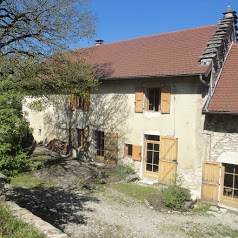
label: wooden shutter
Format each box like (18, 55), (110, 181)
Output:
(70, 93), (75, 111)
(132, 145), (141, 161)
(83, 127), (89, 151)
(158, 137), (177, 184)
(83, 91), (90, 111)
(104, 132), (118, 164)
(135, 88), (144, 113)
(201, 161), (220, 204)
(161, 87), (171, 114)
(70, 128), (75, 146)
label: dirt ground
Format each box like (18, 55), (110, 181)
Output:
(4, 146), (238, 238)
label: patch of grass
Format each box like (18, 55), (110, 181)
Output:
(111, 183), (160, 202)
(0, 205), (46, 238)
(10, 174), (57, 188)
(193, 201), (211, 215)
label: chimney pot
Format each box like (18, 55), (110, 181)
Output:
(95, 40), (104, 46)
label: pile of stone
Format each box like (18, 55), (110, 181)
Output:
(46, 139), (68, 155)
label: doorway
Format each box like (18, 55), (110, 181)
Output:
(220, 163), (238, 208)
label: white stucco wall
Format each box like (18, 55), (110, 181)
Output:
(23, 76), (208, 175)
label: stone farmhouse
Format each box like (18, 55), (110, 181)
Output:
(23, 7), (238, 209)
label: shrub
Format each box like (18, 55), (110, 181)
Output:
(160, 184), (191, 210)
(114, 165), (134, 175)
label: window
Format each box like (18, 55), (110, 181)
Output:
(95, 130), (104, 156)
(223, 163), (238, 199)
(77, 129), (84, 148)
(135, 87), (171, 113)
(69, 92), (90, 111)
(125, 143), (141, 161)
(147, 88), (161, 111)
(125, 144), (133, 157)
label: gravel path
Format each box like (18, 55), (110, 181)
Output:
(5, 147), (238, 238)
(63, 187), (238, 238)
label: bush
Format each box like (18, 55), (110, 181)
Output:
(160, 184), (191, 210)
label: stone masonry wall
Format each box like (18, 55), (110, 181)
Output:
(204, 114), (238, 161)
(0, 172), (7, 201)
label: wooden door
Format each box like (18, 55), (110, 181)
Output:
(158, 137), (177, 184)
(201, 161), (220, 204)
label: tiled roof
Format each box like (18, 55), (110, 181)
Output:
(70, 25), (217, 79)
(207, 44), (238, 113)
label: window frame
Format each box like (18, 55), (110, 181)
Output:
(95, 130), (105, 156)
(146, 88), (161, 112)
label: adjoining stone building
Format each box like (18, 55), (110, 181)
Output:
(202, 42), (238, 209)
(23, 7), (238, 208)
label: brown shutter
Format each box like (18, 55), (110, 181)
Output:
(104, 132), (118, 164)
(135, 88), (144, 113)
(83, 127), (90, 151)
(70, 93), (75, 111)
(161, 87), (171, 114)
(70, 128), (75, 146)
(132, 145), (142, 161)
(201, 161), (220, 204)
(83, 91), (90, 111)
(158, 137), (177, 184)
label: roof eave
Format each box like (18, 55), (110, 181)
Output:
(203, 110), (238, 115)
(99, 71), (208, 81)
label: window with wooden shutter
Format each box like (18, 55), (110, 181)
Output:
(75, 91), (90, 111)
(135, 88), (144, 113)
(70, 93), (75, 111)
(161, 87), (171, 114)
(132, 145), (142, 161)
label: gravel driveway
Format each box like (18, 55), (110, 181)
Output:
(5, 148), (238, 238)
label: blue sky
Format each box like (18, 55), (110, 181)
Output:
(73, 0), (238, 48)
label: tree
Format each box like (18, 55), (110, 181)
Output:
(0, 0), (96, 58)
(0, 0), (98, 175)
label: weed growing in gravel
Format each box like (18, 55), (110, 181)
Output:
(111, 183), (160, 202)
(0, 205), (46, 238)
(192, 201), (211, 215)
(160, 184), (191, 210)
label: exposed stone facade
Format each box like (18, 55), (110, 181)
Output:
(0, 172), (7, 201)
(204, 114), (238, 161)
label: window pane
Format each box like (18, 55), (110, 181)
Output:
(224, 174), (233, 188)
(147, 135), (160, 141)
(153, 165), (159, 172)
(225, 164), (234, 173)
(235, 175), (238, 189)
(154, 152), (159, 164)
(146, 164), (152, 172)
(147, 151), (153, 163)
(154, 144), (160, 151)
(235, 165), (238, 175)
(147, 143), (153, 150)
(223, 187), (233, 197)
(128, 144), (132, 156)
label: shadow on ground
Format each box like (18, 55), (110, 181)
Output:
(6, 186), (99, 230)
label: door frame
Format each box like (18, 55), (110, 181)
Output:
(219, 163), (238, 208)
(143, 139), (160, 179)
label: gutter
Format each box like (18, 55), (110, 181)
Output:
(204, 110), (238, 115)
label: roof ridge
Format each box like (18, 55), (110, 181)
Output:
(80, 24), (217, 49)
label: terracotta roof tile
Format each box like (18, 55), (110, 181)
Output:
(70, 25), (217, 79)
(207, 44), (238, 113)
